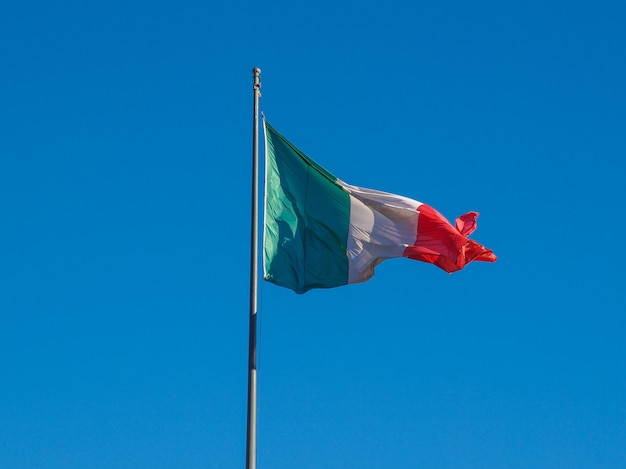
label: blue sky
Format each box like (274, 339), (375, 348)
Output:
(2, 0), (625, 467)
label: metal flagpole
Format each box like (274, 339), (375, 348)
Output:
(246, 67), (261, 469)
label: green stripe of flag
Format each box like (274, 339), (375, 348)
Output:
(263, 122), (351, 294)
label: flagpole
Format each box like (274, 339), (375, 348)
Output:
(246, 67), (261, 469)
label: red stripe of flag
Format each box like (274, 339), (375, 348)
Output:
(403, 204), (497, 273)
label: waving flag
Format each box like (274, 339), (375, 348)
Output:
(263, 121), (497, 294)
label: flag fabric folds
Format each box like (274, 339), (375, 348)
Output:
(263, 120), (497, 294)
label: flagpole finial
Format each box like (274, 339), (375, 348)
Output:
(252, 68), (261, 96)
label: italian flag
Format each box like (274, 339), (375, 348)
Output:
(263, 120), (497, 294)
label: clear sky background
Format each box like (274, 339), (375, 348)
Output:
(2, 1), (625, 468)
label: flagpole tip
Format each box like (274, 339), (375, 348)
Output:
(252, 67), (261, 75)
